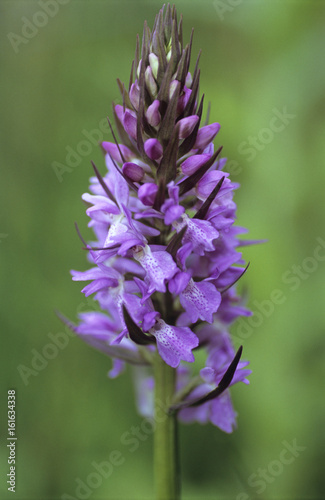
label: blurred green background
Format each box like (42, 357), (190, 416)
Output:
(1, 1), (325, 499)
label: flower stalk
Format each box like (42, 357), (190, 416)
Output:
(154, 354), (179, 500)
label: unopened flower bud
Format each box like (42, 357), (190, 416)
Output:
(180, 154), (211, 175)
(194, 123), (221, 150)
(115, 104), (124, 123)
(146, 100), (161, 127)
(177, 86), (192, 114)
(122, 162), (145, 182)
(169, 80), (179, 100)
(185, 72), (193, 87)
(137, 59), (142, 78)
(123, 110), (137, 140)
(145, 66), (158, 98)
(149, 53), (159, 80)
(177, 115), (199, 139)
(129, 83), (140, 111)
(144, 138), (163, 160)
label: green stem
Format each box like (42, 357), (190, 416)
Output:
(154, 351), (180, 500)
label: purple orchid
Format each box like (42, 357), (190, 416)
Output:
(69, 4), (256, 434)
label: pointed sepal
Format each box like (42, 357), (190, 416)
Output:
(193, 176), (225, 220)
(169, 346), (243, 413)
(122, 305), (156, 345)
(166, 225), (188, 259)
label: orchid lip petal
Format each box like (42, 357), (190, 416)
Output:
(149, 319), (199, 368)
(133, 245), (177, 294)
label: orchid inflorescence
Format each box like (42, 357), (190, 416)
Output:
(70, 4), (253, 433)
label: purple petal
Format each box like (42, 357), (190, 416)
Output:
(144, 138), (163, 160)
(123, 110), (138, 140)
(102, 142), (134, 163)
(179, 384), (212, 424)
(177, 86), (192, 114)
(76, 311), (116, 338)
(132, 245), (177, 293)
(209, 391), (237, 433)
(167, 182), (180, 203)
(208, 214), (234, 231)
(108, 359), (125, 378)
(138, 183), (158, 206)
(142, 311), (160, 331)
(168, 271), (191, 295)
(150, 319), (199, 368)
(71, 267), (118, 281)
(81, 278), (118, 297)
(133, 276), (153, 304)
(82, 193), (119, 214)
(180, 154), (211, 175)
(123, 291), (154, 327)
(164, 204), (185, 225)
(116, 235), (144, 256)
(177, 115), (199, 139)
(114, 104), (124, 123)
(134, 209), (164, 220)
(129, 83), (140, 110)
(113, 258), (144, 277)
(196, 171), (230, 199)
(200, 367), (215, 384)
(71, 268), (103, 282)
(230, 361), (252, 386)
(173, 214), (219, 255)
(105, 155), (130, 207)
(194, 123), (220, 150)
(133, 221), (160, 238)
(179, 279), (221, 323)
(122, 162), (145, 182)
(179, 386), (237, 433)
(102, 217), (129, 248)
(146, 100), (161, 127)
(216, 157), (228, 171)
(176, 242), (193, 270)
(214, 266), (246, 288)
